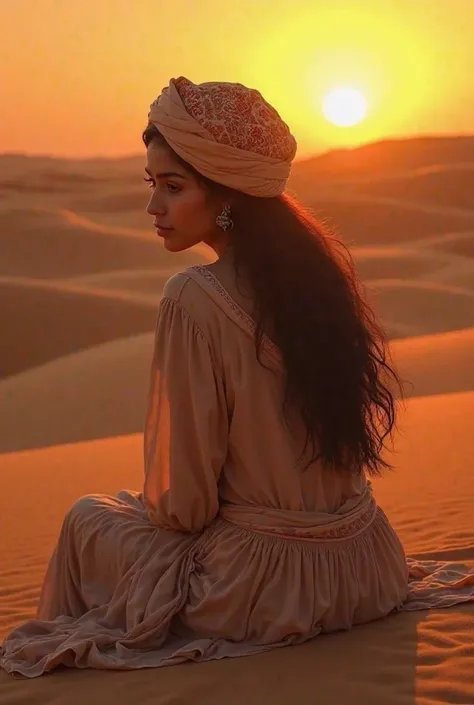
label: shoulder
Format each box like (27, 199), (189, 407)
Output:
(161, 269), (207, 312)
(160, 267), (220, 332)
(161, 270), (194, 303)
(159, 268), (227, 372)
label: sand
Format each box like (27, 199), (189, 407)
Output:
(1, 137), (473, 703)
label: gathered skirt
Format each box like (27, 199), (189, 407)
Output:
(1, 490), (473, 678)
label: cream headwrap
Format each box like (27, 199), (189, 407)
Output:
(148, 77), (297, 197)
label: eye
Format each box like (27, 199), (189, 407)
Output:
(167, 182), (181, 193)
(143, 177), (155, 189)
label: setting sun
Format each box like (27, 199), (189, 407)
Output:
(323, 87), (368, 127)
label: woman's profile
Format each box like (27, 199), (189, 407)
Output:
(2, 76), (473, 677)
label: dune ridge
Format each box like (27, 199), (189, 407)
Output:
(0, 277), (158, 379)
(0, 333), (154, 453)
(0, 207), (208, 279)
(365, 278), (474, 337)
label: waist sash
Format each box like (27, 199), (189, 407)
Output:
(219, 487), (377, 542)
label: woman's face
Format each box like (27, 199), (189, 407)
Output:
(145, 139), (228, 254)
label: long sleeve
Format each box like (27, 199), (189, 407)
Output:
(143, 295), (228, 533)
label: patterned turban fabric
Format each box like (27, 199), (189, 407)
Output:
(148, 77), (297, 197)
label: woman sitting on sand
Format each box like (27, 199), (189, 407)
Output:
(2, 77), (473, 678)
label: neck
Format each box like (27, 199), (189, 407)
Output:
(217, 243), (234, 262)
(210, 239), (233, 259)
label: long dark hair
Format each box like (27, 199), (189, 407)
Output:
(143, 123), (403, 477)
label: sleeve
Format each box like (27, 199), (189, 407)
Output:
(143, 295), (229, 533)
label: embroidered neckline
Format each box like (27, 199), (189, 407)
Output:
(188, 264), (282, 366)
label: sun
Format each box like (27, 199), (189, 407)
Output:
(323, 87), (367, 127)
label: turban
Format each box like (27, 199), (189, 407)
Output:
(147, 77), (297, 197)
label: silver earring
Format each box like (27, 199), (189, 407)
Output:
(216, 205), (234, 232)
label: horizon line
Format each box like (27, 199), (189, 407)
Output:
(1, 130), (474, 163)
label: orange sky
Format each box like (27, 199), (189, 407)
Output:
(1, 0), (473, 159)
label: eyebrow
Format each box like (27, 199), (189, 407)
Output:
(144, 167), (186, 179)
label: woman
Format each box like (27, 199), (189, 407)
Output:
(2, 77), (473, 678)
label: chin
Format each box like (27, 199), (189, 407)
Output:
(163, 236), (198, 253)
(162, 239), (185, 253)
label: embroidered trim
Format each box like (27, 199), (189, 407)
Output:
(222, 499), (378, 543)
(189, 265), (282, 366)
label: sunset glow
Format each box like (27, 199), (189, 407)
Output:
(1, 0), (473, 157)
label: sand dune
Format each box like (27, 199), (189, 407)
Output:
(0, 170), (100, 194)
(1, 390), (473, 704)
(315, 191), (474, 219)
(0, 157), (108, 195)
(366, 279), (474, 337)
(353, 243), (474, 288)
(289, 135), (474, 181)
(0, 206), (210, 279)
(352, 246), (452, 280)
(0, 333), (154, 453)
(46, 207), (213, 261)
(427, 230), (474, 258)
(71, 188), (148, 213)
(442, 268), (474, 289)
(296, 161), (474, 187)
(347, 166), (474, 210)
(391, 327), (474, 398)
(0, 153), (143, 182)
(0, 207), (165, 279)
(301, 197), (474, 245)
(369, 227), (474, 255)
(58, 207), (155, 240)
(64, 268), (176, 296)
(5, 134), (474, 182)
(420, 255), (474, 288)
(72, 207), (152, 231)
(2, 325), (473, 455)
(0, 277), (157, 379)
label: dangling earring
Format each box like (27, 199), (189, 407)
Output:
(216, 205), (234, 232)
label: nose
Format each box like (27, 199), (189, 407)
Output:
(146, 191), (167, 217)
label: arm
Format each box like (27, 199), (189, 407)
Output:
(143, 295), (228, 533)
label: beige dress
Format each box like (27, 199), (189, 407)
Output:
(2, 263), (473, 678)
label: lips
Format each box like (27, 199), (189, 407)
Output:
(154, 223), (174, 231)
